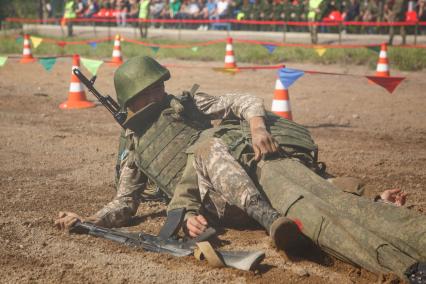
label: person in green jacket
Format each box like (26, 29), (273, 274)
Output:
(307, 0), (326, 43)
(63, 0), (77, 37)
(139, 0), (151, 38)
(55, 56), (426, 283)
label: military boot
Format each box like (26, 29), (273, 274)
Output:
(405, 262), (426, 284)
(245, 195), (303, 252)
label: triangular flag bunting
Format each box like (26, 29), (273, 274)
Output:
(80, 57), (103, 75)
(39, 57), (57, 71)
(314, 47), (327, 57)
(88, 42), (98, 49)
(212, 67), (239, 74)
(30, 36), (43, 49)
(191, 46), (199, 52)
(16, 36), (23, 44)
(151, 46), (160, 53)
(0, 56), (8, 67)
(367, 45), (381, 54)
(263, 44), (277, 54)
(366, 76), (405, 94)
(57, 41), (66, 48)
(278, 68), (305, 88)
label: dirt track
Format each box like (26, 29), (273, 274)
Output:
(0, 58), (425, 283)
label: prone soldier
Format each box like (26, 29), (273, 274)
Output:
(56, 56), (426, 283)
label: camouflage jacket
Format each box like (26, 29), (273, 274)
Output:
(93, 90), (266, 228)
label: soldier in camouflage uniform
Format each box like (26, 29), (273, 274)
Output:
(386, 0), (407, 45)
(55, 56), (426, 283)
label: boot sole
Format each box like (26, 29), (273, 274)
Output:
(270, 217), (304, 255)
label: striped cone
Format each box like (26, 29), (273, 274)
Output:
(271, 78), (292, 120)
(224, 37), (237, 69)
(110, 34), (123, 66)
(375, 43), (390, 77)
(59, 55), (95, 109)
(20, 34), (36, 63)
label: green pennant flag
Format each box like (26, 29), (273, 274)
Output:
(367, 45), (381, 54)
(191, 46), (199, 52)
(151, 46), (160, 54)
(16, 37), (23, 44)
(0, 56), (7, 67)
(80, 57), (103, 75)
(39, 57), (57, 71)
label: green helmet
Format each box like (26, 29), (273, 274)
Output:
(114, 56), (170, 108)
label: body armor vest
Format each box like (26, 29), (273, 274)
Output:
(119, 92), (318, 198)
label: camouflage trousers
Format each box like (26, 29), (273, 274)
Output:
(193, 138), (426, 279)
(193, 138), (260, 225)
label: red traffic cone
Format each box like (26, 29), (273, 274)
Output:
(59, 55), (95, 109)
(224, 37), (237, 69)
(271, 78), (292, 120)
(20, 34), (36, 63)
(375, 43), (390, 77)
(110, 34), (123, 66)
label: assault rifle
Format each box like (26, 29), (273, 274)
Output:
(70, 220), (216, 257)
(73, 68), (127, 128)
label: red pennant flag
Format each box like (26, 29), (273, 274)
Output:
(57, 41), (66, 48)
(366, 76), (405, 94)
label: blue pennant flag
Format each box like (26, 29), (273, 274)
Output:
(263, 44), (277, 54)
(88, 42), (97, 49)
(278, 68), (305, 89)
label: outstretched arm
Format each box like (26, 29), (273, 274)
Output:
(55, 149), (147, 230)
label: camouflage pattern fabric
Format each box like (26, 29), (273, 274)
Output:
(93, 150), (147, 228)
(257, 158), (426, 279)
(95, 91), (265, 228)
(192, 138), (261, 218)
(171, 136), (426, 279)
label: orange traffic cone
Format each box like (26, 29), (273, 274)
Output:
(224, 37), (237, 69)
(110, 34), (123, 66)
(20, 34), (36, 63)
(59, 55), (95, 110)
(271, 77), (292, 120)
(375, 43), (390, 77)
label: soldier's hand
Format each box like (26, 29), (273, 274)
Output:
(186, 215), (208, 238)
(380, 189), (408, 206)
(250, 116), (279, 161)
(54, 211), (83, 231)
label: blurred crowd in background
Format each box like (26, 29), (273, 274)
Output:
(50, 0), (426, 25)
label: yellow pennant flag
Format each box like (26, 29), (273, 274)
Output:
(314, 46), (327, 57)
(31, 36), (43, 49)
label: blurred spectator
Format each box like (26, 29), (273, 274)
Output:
(76, 0), (86, 16)
(343, 0), (360, 20)
(418, 0), (426, 33)
(63, 0), (77, 36)
(116, 0), (130, 26)
(128, 0), (140, 19)
(212, 0), (230, 19)
(84, 0), (100, 17)
(139, 0), (151, 37)
(170, 0), (182, 18)
(386, 0), (407, 45)
(151, 0), (166, 19)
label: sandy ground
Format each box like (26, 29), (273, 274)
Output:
(0, 57), (425, 283)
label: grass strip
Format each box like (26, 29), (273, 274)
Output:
(1, 35), (425, 71)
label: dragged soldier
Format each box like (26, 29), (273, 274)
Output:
(55, 56), (426, 283)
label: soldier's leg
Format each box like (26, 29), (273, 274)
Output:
(256, 158), (425, 278)
(260, 158), (426, 259)
(193, 138), (303, 249)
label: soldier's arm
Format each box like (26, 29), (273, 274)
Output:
(192, 92), (266, 121)
(193, 91), (279, 160)
(91, 149), (148, 228)
(167, 155), (203, 222)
